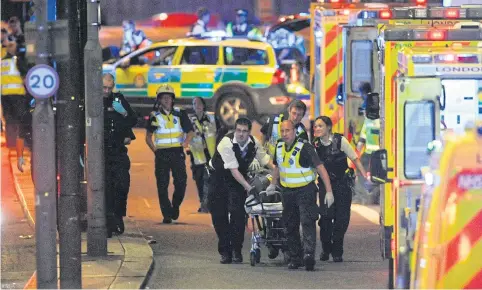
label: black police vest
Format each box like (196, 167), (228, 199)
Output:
(212, 132), (257, 176)
(315, 133), (348, 181)
(104, 93), (128, 150)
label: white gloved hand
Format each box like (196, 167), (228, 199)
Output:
(324, 192), (334, 208)
(17, 157), (25, 173)
(266, 184), (277, 196)
(248, 159), (261, 172)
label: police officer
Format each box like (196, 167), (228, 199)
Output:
(1, 40), (28, 148)
(191, 7), (210, 36)
(188, 97), (221, 213)
(226, 9), (262, 39)
(146, 84), (195, 224)
(356, 83), (380, 204)
(266, 120), (333, 270)
(103, 74), (137, 236)
(210, 117), (272, 264)
(313, 116), (368, 262)
(7, 17), (26, 58)
(261, 100), (309, 157)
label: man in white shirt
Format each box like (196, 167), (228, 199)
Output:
(209, 117), (274, 264)
(191, 7), (210, 36)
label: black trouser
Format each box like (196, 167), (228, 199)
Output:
(209, 173), (247, 256)
(318, 177), (353, 257)
(192, 164), (206, 204)
(1, 95), (28, 147)
(105, 148), (131, 219)
(282, 183), (319, 261)
(154, 148), (187, 219)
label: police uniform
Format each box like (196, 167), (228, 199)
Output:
(314, 133), (357, 261)
(188, 112), (219, 211)
(146, 93), (193, 222)
(209, 132), (270, 261)
(274, 137), (321, 266)
(261, 113), (309, 157)
(104, 92), (137, 235)
(226, 22), (262, 39)
(1, 51), (28, 147)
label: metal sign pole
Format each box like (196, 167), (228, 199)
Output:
(32, 0), (58, 287)
(85, 0), (107, 256)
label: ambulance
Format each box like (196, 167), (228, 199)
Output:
(368, 14), (482, 288)
(309, 0), (420, 133)
(411, 124), (482, 289)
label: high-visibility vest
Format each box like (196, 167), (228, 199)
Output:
(1, 57), (26, 95)
(151, 108), (184, 149)
(276, 140), (316, 188)
(360, 118), (380, 154)
(189, 113), (217, 165)
(267, 113), (307, 157)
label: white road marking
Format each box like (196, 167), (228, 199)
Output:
(351, 204), (380, 225)
(143, 198), (151, 209)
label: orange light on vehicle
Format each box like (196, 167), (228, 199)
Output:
(429, 30), (446, 40)
(380, 10), (392, 19)
(415, 0), (426, 5)
(445, 9), (459, 19)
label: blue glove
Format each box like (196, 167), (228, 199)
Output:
(112, 100), (127, 115)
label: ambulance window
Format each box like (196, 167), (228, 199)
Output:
(404, 101), (436, 180)
(351, 41), (373, 93)
(224, 47), (269, 66)
(181, 46), (219, 65)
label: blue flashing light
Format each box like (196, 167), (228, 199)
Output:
(358, 10), (378, 19)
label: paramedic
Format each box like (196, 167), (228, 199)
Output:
(313, 116), (368, 262)
(103, 74), (137, 236)
(191, 7), (210, 35)
(261, 100), (309, 157)
(188, 97), (222, 213)
(225, 9), (262, 39)
(209, 117), (272, 264)
(146, 84), (195, 224)
(356, 83), (380, 204)
(266, 120), (333, 271)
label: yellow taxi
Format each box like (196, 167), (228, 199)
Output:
(102, 35), (293, 126)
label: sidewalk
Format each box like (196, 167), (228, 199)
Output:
(7, 148), (154, 289)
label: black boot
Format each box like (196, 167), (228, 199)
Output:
(220, 253), (232, 264)
(233, 251), (243, 263)
(304, 254), (315, 271)
(320, 252), (330, 261)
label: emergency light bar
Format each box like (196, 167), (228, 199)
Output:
(411, 54), (480, 64)
(391, 7), (482, 19)
(383, 27), (482, 41)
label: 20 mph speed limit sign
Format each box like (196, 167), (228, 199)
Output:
(25, 64), (60, 99)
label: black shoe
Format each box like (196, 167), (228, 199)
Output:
(288, 260), (302, 269)
(116, 216), (125, 234)
(333, 256), (343, 262)
(172, 206), (180, 220)
(233, 251), (243, 263)
(304, 254), (315, 271)
(320, 252), (330, 261)
(220, 254), (232, 264)
(163, 218), (172, 224)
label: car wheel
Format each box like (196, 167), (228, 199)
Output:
(216, 92), (254, 128)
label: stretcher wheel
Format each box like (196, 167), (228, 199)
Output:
(250, 252), (256, 266)
(255, 248), (261, 263)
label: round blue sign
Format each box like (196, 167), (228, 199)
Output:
(25, 64), (60, 99)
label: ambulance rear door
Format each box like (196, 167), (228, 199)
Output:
(394, 76), (442, 279)
(344, 26), (378, 145)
